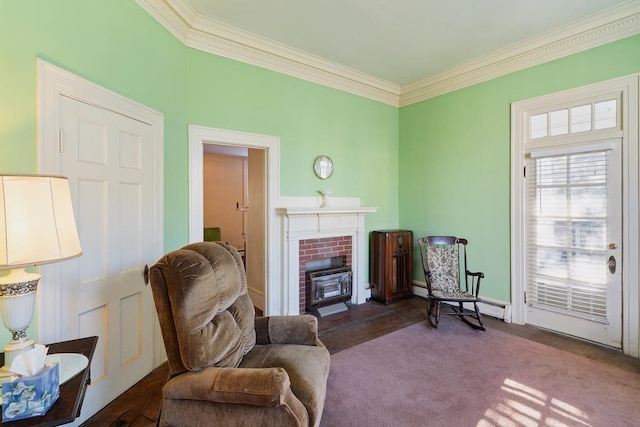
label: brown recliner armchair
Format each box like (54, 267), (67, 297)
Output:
(149, 242), (330, 427)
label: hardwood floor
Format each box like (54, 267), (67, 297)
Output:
(80, 296), (640, 426)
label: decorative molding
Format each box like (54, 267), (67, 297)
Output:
(135, 0), (400, 106)
(400, 2), (640, 106)
(136, 0), (640, 107)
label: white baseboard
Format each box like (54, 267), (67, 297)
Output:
(412, 283), (512, 323)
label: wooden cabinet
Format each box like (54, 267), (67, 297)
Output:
(370, 230), (413, 304)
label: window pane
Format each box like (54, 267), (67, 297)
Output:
(537, 187), (567, 216)
(569, 152), (606, 184)
(571, 220), (605, 250)
(570, 251), (606, 283)
(570, 104), (591, 133)
(536, 247), (568, 279)
(570, 186), (606, 217)
(530, 113), (547, 139)
(594, 100), (616, 129)
(550, 109), (568, 136)
(537, 156), (567, 185)
(536, 218), (568, 247)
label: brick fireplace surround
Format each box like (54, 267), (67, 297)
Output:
(277, 197), (376, 315)
(298, 236), (352, 313)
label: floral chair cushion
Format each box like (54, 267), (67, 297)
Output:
(427, 245), (460, 293)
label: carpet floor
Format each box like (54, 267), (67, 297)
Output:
(321, 319), (640, 427)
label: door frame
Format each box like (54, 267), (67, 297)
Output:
(36, 59), (166, 365)
(188, 125), (282, 315)
(510, 74), (639, 356)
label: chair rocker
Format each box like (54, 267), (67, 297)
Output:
(417, 236), (485, 330)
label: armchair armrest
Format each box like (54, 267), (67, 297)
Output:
(164, 366), (293, 407)
(255, 315), (321, 346)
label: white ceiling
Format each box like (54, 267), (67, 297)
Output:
(183, 0), (630, 85)
(138, 0), (640, 105)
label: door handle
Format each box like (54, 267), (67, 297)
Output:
(608, 256), (616, 274)
(143, 264), (149, 285)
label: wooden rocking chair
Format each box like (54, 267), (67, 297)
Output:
(417, 236), (485, 330)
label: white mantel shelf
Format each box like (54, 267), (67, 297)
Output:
(276, 198), (377, 315)
(276, 207), (377, 215)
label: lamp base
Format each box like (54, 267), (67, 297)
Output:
(0, 268), (39, 372)
(2, 339), (35, 372)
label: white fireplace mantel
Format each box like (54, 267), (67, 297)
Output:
(277, 197), (377, 315)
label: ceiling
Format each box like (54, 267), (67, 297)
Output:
(139, 0), (640, 105)
(183, 0), (629, 85)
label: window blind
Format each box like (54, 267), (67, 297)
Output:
(526, 149), (610, 322)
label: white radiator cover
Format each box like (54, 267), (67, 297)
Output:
(412, 282), (512, 323)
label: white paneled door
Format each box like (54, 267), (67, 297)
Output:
(57, 95), (156, 420)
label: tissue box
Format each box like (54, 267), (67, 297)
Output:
(2, 363), (59, 422)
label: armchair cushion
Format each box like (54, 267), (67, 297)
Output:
(161, 367), (309, 427)
(255, 315), (322, 346)
(151, 242), (257, 373)
(164, 366), (291, 407)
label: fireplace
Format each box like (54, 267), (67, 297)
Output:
(299, 236), (352, 313)
(308, 267), (352, 310)
(277, 197), (376, 315)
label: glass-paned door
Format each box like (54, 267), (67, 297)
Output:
(525, 140), (622, 348)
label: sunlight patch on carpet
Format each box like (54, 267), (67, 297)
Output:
(480, 378), (591, 427)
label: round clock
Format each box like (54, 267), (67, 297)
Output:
(313, 155), (334, 179)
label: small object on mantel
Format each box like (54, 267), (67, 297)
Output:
(316, 302), (348, 317)
(318, 190), (332, 207)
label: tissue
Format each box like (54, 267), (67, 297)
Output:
(2, 345), (60, 421)
(9, 345), (48, 377)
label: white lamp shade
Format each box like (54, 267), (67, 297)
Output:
(0, 174), (82, 268)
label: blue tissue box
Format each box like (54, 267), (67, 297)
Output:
(2, 363), (60, 422)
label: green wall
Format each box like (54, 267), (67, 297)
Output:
(0, 1), (398, 344)
(184, 48), (399, 214)
(0, 0), (190, 246)
(399, 34), (640, 302)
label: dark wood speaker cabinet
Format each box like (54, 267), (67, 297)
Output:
(370, 230), (413, 304)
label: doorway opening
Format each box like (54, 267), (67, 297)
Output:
(188, 125), (282, 315)
(203, 144), (264, 310)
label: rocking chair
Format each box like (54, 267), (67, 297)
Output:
(417, 236), (485, 330)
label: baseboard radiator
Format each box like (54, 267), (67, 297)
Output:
(411, 282), (512, 323)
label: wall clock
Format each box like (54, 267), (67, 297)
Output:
(313, 155), (334, 179)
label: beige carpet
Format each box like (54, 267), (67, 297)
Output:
(321, 319), (640, 427)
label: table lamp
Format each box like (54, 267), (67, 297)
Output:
(0, 174), (82, 371)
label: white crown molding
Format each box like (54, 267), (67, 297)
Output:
(400, 1), (640, 106)
(136, 0), (640, 108)
(135, 0), (400, 106)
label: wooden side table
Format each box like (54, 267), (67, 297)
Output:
(0, 336), (98, 426)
